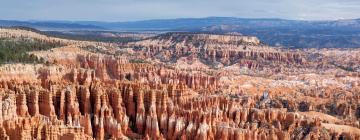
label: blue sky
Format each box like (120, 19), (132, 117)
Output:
(1, 0), (360, 21)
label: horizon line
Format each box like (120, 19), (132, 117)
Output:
(1, 16), (359, 23)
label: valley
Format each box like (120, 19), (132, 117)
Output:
(0, 28), (359, 139)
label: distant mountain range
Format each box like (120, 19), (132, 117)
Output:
(1, 17), (360, 48)
(0, 20), (104, 30)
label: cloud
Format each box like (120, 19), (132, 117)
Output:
(0, 0), (359, 21)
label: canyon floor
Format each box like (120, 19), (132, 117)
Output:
(0, 28), (359, 140)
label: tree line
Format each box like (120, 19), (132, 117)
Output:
(0, 37), (62, 64)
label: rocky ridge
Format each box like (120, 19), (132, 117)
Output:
(127, 33), (305, 67)
(0, 28), (359, 140)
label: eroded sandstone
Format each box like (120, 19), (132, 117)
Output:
(0, 28), (359, 140)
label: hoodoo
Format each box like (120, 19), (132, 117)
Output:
(0, 28), (359, 139)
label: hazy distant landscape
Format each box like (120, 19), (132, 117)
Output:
(2, 17), (360, 48)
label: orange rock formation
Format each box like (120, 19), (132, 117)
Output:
(0, 28), (359, 140)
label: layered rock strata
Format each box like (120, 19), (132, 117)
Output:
(0, 29), (359, 140)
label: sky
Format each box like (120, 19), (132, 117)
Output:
(1, 0), (360, 21)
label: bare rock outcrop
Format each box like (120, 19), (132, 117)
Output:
(0, 29), (359, 140)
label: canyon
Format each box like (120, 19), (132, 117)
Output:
(0, 28), (359, 140)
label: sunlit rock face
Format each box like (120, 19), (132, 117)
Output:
(127, 33), (305, 66)
(0, 28), (360, 140)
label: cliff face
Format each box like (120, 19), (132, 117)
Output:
(0, 29), (359, 140)
(128, 33), (305, 67)
(1, 79), (360, 140)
